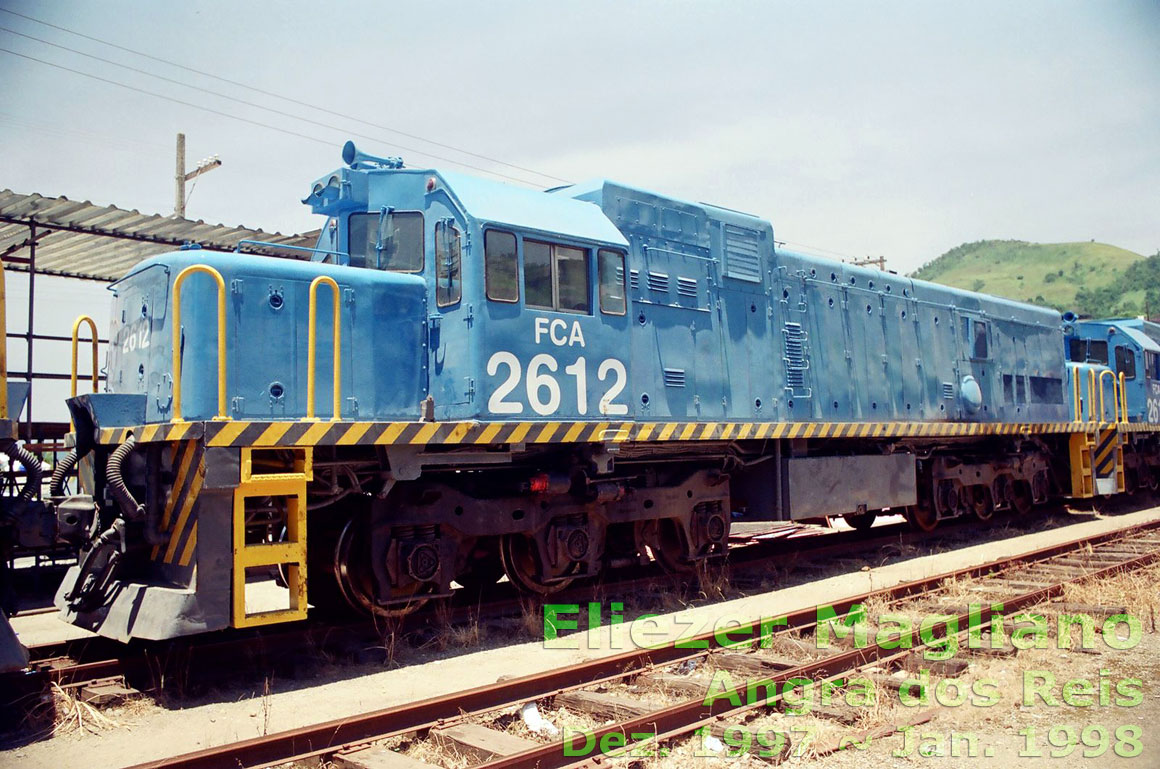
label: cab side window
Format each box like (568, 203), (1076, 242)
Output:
(485, 230), (518, 302)
(1088, 340), (1109, 365)
(1115, 346), (1136, 380)
(1147, 351), (1160, 379)
(348, 211), (423, 272)
(598, 249), (626, 315)
(524, 239), (590, 314)
(435, 220), (461, 307)
(972, 320), (989, 359)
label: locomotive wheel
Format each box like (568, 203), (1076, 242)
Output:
(905, 504), (939, 532)
(842, 511), (877, 531)
(971, 486), (994, 522)
(500, 533), (573, 595)
(1012, 481), (1034, 515)
(1146, 468), (1159, 492)
(334, 514), (431, 617)
(643, 518), (694, 574)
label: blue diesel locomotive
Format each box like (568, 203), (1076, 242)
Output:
(41, 143), (1160, 641)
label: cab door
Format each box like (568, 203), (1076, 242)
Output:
(1144, 351), (1160, 423)
(427, 203), (475, 421)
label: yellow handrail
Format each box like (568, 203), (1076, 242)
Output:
(1071, 367), (1081, 421)
(307, 275), (342, 420)
(172, 264), (229, 422)
(1097, 369), (1118, 423)
(71, 315), (99, 398)
(1118, 371), (1128, 425)
(1087, 369), (1096, 423)
(0, 259), (8, 421)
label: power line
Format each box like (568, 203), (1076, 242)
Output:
(0, 25), (556, 187)
(779, 239), (864, 262)
(0, 7), (571, 186)
(0, 47), (337, 147)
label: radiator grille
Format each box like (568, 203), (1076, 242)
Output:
(723, 224), (762, 283)
(677, 276), (698, 298)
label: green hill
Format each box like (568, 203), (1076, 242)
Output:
(910, 240), (1157, 318)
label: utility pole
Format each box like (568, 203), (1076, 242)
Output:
(174, 132), (222, 218)
(851, 255), (887, 270)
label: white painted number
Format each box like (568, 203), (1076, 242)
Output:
(565, 358), (587, 414)
(486, 351), (522, 414)
(597, 358), (629, 416)
(527, 354), (561, 416)
(121, 323), (151, 354)
(485, 352), (627, 416)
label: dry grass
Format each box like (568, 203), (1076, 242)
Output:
(427, 602), (485, 651)
(1059, 560), (1160, 622)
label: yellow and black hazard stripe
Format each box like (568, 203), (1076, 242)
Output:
(96, 418), (1123, 448)
(1093, 428), (1119, 478)
(1117, 422), (1160, 433)
(151, 439), (206, 567)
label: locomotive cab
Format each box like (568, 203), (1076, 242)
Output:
(303, 145), (633, 423)
(1066, 319), (1160, 423)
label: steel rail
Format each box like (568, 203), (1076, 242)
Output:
(124, 517), (1160, 769)
(15, 520), (904, 689)
(484, 537), (1160, 768)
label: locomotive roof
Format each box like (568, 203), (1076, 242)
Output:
(436, 171), (629, 248)
(1075, 319), (1160, 353)
(554, 178), (774, 233)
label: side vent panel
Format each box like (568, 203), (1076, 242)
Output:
(723, 225), (762, 283)
(663, 368), (687, 388)
(647, 271), (670, 293)
(783, 322), (812, 397)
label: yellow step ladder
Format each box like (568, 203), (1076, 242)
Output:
(232, 447), (312, 628)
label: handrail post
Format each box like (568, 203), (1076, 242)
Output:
(1118, 371), (1127, 424)
(1088, 369), (1096, 424)
(0, 259), (7, 421)
(1097, 369), (1118, 424)
(1071, 367), (1080, 421)
(70, 315), (99, 398)
(171, 264), (229, 422)
(307, 276), (342, 421)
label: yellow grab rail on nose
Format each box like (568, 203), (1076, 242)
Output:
(0, 259), (8, 421)
(1087, 369), (1096, 423)
(71, 315), (99, 398)
(172, 264), (229, 422)
(1071, 367), (1082, 421)
(1097, 369), (1119, 423)
(1118, 371), (1128, 424)
(307, 275), (341, 421)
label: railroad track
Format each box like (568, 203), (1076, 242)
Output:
(8, 519), (898, 697)
(123, 516), (1160, 769)
(7, 502), (1143, 704)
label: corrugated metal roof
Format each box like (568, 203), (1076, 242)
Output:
(0, 190), (320, 281)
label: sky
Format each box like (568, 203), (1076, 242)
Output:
(0, 0), (1158, 420)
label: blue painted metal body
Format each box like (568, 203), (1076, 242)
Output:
(106, 250), (426, 423)
(1067, 318), (1160, 422)
(96, 151), (1072, 428)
